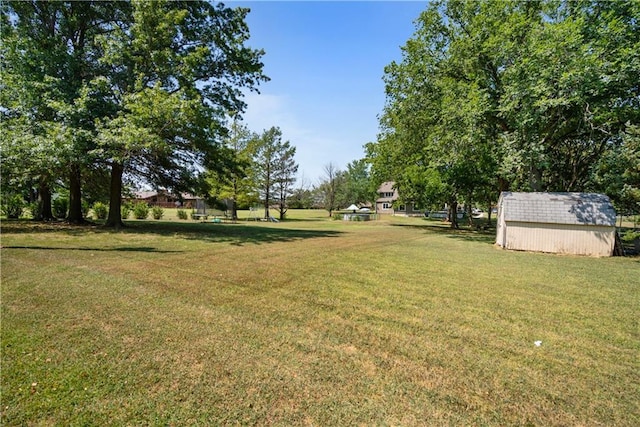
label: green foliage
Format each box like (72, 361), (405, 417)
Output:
(621, 230), (640, 243)
(92, 202), (108, 220)
(81, 200), (91, 219)
(52, 197), (68, 219)
(288, 187), (315, 209)
(205, 119), (256, 220)
(4, 1), (268, 228)
(591, 125), (640, 215)
(133, 202), (150, 220)
(26, 201), (40, 219)
(121, 203), (132, 219)
(1, 194), (25, 219)
(151, 206), (164, 220)
(371, 0), (640, 213)
(343, 159), (375, 205)
(177, 209), (188, 220)
(248, 127), (298, 219)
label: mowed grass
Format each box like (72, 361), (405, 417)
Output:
(1, 214), (638, 426)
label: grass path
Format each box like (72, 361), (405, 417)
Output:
(1, 216), (638, 425)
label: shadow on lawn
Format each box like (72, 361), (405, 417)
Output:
(1, 219), (343, 246)
(123, 221), (344, 246)
(2, 245), (182, 253)
(391, 222), (496, 244)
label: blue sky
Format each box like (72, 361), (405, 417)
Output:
(226, 1), (428, 184)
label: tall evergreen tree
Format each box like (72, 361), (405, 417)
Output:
(249, 127), (297, 220)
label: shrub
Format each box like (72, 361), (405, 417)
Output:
(81, 200), (91, 218)
(177, 209), (188, 220)
(27, 201), (41, 219)
(92, 202), (108, 220)
(52, 197), (68, 219)
(133, 202), (149, 220)
(121, 203), (132, 219)
(151, 206), (164, 220)
(2, 194), (25, 219)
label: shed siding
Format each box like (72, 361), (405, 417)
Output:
(504, 222), (615, 257)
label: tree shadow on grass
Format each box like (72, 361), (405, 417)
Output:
(0, 220), (343, 246)
(123, 221), (344, 246)
(391, 222), (496, 244)
(1, 245), (182, 253)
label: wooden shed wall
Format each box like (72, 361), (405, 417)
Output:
(502, 221), (615, 257)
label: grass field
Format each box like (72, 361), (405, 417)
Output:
(1, 212), (638, 425)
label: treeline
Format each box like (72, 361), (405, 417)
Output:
(366, 0), (639, 227)
(1, 1), (267, 227)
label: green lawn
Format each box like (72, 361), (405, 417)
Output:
(1, 215), (638, 426)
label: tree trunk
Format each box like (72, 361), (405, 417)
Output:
(529, 163), (543, 192)
(230, 179), (238, 221)
(67, 163), (84, 224)
(278, 198), (286, 220)
(466, 196), (474, 227)
(263, 186), (270, 219)
(230, 198), (238, 221)
(105, 161), (124, 228)
(449, 200), (459, 229)
(37, 179), (54, 221)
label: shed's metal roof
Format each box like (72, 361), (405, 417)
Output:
(500, 192), (616, 227)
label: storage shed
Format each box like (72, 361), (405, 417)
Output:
(496, 192), (617, 257)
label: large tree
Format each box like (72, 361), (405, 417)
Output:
(2, 1), (126, 223)
(96, 0), (267, 227)
(249, 127), (297, 220)
(2, 1), (267, 228)
(272, 140), (298, 221)
(342, 159), (375, 207)
(370, 0), (639, 226)
(205, 118), (256, 220)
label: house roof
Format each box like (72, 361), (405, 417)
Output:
(499, 192), (616, 227)
(376, 181), (398, 202)
(378, 181), (396, 193)
(133, 191), (157, 199)
(131, 190), (199, 200)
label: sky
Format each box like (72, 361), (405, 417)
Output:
(226, 1), (429, 184)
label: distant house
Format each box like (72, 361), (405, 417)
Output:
(496, 192), (617, 257)
(375, 182), (421, 216)
(126, 190), (200, 208)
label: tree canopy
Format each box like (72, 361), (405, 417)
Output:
(368, 0), (640, 223)
(1, 0), (267, 226)
(248, 127), (298, 220)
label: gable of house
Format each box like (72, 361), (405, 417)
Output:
(376, 182), (398, 201)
